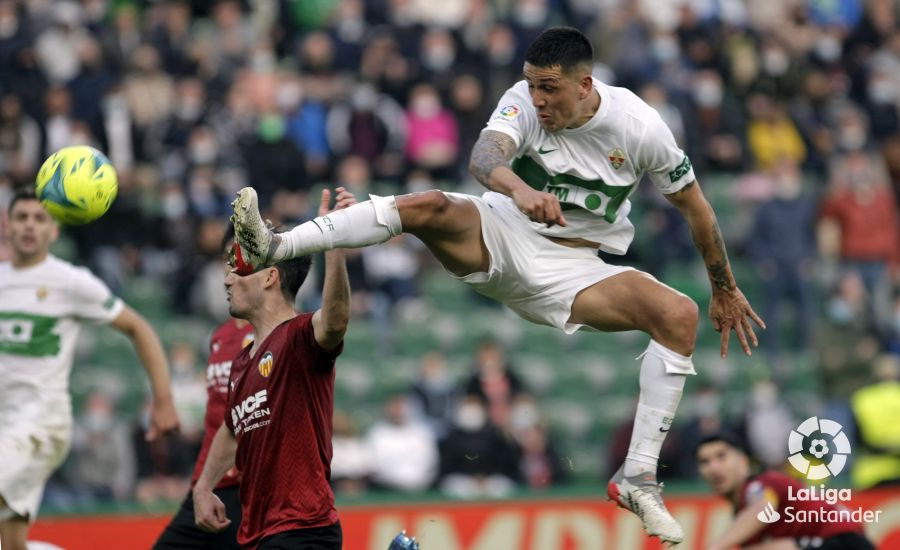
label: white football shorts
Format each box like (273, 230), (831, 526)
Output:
(0, 423), (70, 521)
(447, 191), (634, 334)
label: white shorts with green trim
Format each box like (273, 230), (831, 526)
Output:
(447, 191), (634, 334)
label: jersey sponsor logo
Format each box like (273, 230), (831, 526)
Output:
(36, 287), (49, 301)
(231, 389), (271, 435)
(0, 312), (61, 357)
(258, 351), (273, 377)
(207, 360), (232, 391)
(512, 155), (636, 223)
(757, 501), (780, 523)
(608, 148), (626, 170)
(668, 156), (692, 183)
(497, 104), (520, 120)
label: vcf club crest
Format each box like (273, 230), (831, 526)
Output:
(788, 416), (852, 480)
(258, 351), (274, 378)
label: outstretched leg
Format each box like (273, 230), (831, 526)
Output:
(570, 270), (699, 545)
(231, 187), (488, 277)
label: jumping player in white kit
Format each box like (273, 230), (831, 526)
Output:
(0, 190), (180, 550)
(230, 27), (764, 544)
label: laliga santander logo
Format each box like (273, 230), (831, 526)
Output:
(788, 416), (851, 480)
(757, 501), (781, 524)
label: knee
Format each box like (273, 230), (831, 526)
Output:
(658, 295), (699, 354)
(398, 190), (451, 229)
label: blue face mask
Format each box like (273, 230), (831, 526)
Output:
(827, 298), (855, 325)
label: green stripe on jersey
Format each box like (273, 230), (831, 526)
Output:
(0, 312), (61, 357)
(511, 155), (635, 223)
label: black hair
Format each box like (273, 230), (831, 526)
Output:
(8, 187), (40, 215)
(524, 26), (593, 74)
(696, 432), (750, 457)
(274, 254), (312, 303)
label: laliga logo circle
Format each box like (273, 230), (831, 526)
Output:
(788, 416), (851, 480)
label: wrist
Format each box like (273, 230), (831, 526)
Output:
(153, 393), (175, 406)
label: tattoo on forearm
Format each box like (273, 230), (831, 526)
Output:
(706, 219), (735, 291)
(469, 131), (516, 185)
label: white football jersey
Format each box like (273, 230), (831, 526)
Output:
(0, 255), (123, 428)
(483, 78), (695, 254)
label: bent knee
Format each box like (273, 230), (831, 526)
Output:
(398, 190), (452, 229)
(656, 295), (699, 354)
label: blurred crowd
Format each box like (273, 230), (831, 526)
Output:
(1, 0), (900, 506)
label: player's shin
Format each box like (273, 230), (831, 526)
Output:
(275, 195), (402, 260)
(624, 339), (695, 477)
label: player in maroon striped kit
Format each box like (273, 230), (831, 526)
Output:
(698, 433), (874, 550)
(193, 188), (353, 549)
(153, 256), (253, 549)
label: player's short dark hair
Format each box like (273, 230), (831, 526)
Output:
(696, 432), (750, 457)
(525, 26), (593, 74)
(8, 187), (40, 215)
(274, 254), (312, 303)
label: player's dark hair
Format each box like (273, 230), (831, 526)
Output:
(8, 187), (40, 214)
(274, 254), (312, 303)
(696, 432), (750, 457)
(525, 26), (593, 74)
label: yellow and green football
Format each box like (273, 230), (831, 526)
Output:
(35, 145), (118, 224)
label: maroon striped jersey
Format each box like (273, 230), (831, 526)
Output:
(225, 313), (342, 548)
(191, 318), (254, 489)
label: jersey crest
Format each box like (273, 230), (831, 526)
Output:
(608, 148), (626, 170)
(258, 351), (274, 377)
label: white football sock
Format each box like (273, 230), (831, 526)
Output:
(623, 340), (695, 478)
(273, 195), (402, 261)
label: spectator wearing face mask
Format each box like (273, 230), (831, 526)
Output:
(438, 396), (522, 499)
(365, 395), (438, 493)
(404, 83), (459, 181)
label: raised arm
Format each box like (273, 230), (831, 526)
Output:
(665, 180), (765, 358)
(312, 187), (354, 350)
(193, 424), (237, 532)
(705, 496), (772, 550)
(469, 130), (567, 226)
(110, 305), (180, 440)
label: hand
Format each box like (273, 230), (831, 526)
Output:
(709, 287), (766, 358)
(146, 398), (180, 442)
(318, 187), (358, 217)
(193, 487), (231, 533)
(511, 187), (567, 227)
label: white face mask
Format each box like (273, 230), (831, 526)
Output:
(411, 95), (440, 118)
(694, 80), (723, 108)
(161, 192), (188, 219)
(868, 77), (897, 105)
(763, 49), (789, 76)
(652, 36), (680, 63)
(456, 404), (486, 431)
(423, 46), (455, 72)
(816, 35), (841, 63)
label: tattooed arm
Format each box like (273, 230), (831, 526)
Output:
(666, 180), (765, 358)
(469, 130), (568, 226)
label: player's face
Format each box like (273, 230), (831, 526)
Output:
(697, 442), (747, 496)
(223, 267), (268, 319)
(8, 199), (58, 264)
(523, 62), (591, 133)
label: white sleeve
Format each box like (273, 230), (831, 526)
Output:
(69, 267), (125, 324)
(637, 112), (695, 194)
(481, 84), (537, 152)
